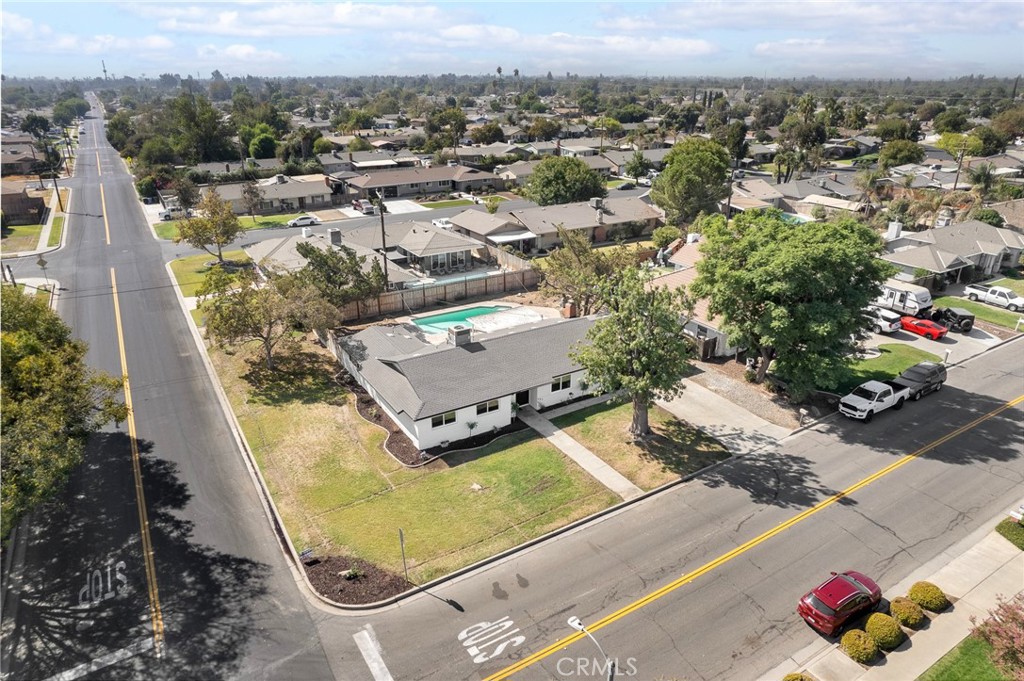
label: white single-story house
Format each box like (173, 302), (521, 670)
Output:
(200, 174), (333, 214)
(506, 196), (664, 250)
(887, 219), (1024, 278)
(335, 316), (597, 450)
(344, 165), (502, 199)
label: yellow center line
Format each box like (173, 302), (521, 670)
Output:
(101, 184), (110, 245)
(110, 268), (164, 656)
(488, 394), (1024, 679)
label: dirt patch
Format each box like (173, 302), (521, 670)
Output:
(303, 555), (409, 604)
(974, 319), (1018, 341)
(690, 355), (803, 429)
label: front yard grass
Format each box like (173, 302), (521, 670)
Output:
(933, 296), (1023, 330)
(991, 276), (1024, 297)
(156, 213), (307, 240)
(421, 199), (474, 209)
(47, 216), (64, 247)
(917, 634), (1008, 681)
(836, 343), (942, 394)
(1, 223), (43, 253)
(995, 517), (1024, 550)
(552, 401), (729, 490)
(168, 250), (250, 298)
(210, 340), (618, 584)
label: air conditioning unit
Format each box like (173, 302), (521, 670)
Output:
(448, 325), (472, 346)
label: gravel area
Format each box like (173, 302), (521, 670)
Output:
(689, 359), (802, 429)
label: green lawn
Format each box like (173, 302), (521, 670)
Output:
(15, 284), (52, 301)
(991, 276), (1024, 297)
(168, 250), (250, 298)
(917, 635), (1008, 681)
(210, 341), (618, 583)
(552, 401), (729, 490)
(933, 296), (1023, 330)
(421, 199), (474, 209)
(156, 213), (307, 240)
(836, 343), (942, 394)
(995, 518), (1024, 550)
(47, 216), (64, 247)
(1, 223), (43, 254)
(606, 179), (627, 188)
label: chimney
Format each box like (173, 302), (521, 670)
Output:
(328, 228), (341, 246)
(276, 174), (287, 184)
(448, 325), (472, 347)
(886, 221), (903, 241)
(596, 210), (604, 224)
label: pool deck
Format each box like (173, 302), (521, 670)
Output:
(397, 303), (562, 344)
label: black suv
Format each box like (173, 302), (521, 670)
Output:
(931, 307), (975, 332)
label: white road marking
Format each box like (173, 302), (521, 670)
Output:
(354, 625), (395, 681)
(42, 636), (154, 681)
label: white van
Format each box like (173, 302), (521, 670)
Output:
(867, 306), (902, 334)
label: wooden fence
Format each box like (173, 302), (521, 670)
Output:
(338, 268), (541, 322)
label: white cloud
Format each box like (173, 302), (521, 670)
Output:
(1, 11), (52, 41)
(196, 43), (284, 62)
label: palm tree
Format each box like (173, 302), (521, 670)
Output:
(854, 168), (886, 206)
(968, 162), (996, 199)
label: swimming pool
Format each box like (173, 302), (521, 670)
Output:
(412, 306), (512, 334)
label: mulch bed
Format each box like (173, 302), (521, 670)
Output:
(351, 384), (424, 465)
(303, 555), (410, 604)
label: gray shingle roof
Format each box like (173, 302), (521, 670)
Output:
(341, 317), (595, 419)
(509, 197), (663, 235)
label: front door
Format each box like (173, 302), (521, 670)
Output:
(515, 390), (530, 406)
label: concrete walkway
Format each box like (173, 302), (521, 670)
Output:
(516, 406), (644, 501)
(657, 379), (792, 456)
(762, 524), (1024, 681)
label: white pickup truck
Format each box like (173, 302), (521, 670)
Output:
(839, 380), (910, 423)
(963, 284), (1024, 312)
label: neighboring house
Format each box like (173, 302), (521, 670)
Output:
(746, 143), (777, 164)
(0, 149), (38, 176)
(453, 143), (523, 163)
(793, 194), (867, 218)
(506, 197), (664, 251)
(344, 166), (502, 199)
(990, 199), (1024, 230)
(242, 229), (420, 290)
(730, 179), (784, 209)
(647, 255), (734, 359)
(192, 158), (282, 177)
(1, 184), (46, 225)
(889, 219), (1024, 278)
(449, 209), (535, 252)
(333, 220), (487, 276)
(497, 156), (614, 186)
(335, 316), (597, 450)
(560, 145), (599, 158)
(200, 173), (333, 214)
(601, 148), (672, 175)
(518, 141), (560, 157)
(881, 242), (972, 282)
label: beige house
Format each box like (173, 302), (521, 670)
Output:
(201, 174), (333, 214)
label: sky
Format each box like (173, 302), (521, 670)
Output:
(2, 1), (1022, 81)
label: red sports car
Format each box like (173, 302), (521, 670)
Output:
(797, 570), (882, 636)
(900, 316), (948, 340)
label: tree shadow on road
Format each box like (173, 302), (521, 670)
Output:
(1, 431), (268, 681)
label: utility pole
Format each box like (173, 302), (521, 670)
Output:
(376, 190), (389, 289)
(952, 141), (968, 192)
(102, 60), (108, 80)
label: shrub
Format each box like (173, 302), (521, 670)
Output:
(908, 581), (950, 612)
(840, 629), (878, 664)
(782, 674), (814, 681)
(865, 612), (905, 650)
(889, 596), (925, 628)
(971, 593), (1024, 681)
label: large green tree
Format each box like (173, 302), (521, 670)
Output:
(536, 226), (637, 316)
(174, 189), (242, 264)
(524, 156), (606, 206)
(199, 267), (339, 370)
(650, 137), (730, 224)
(692, 210), (894, 397)
(1, 287), (127, 538)
(624, 151), (653, 183)
(295, 240), (386, 309)
(571, 266), (694, 437)
(168, 92), (235, 163)
(878, 139), (925, 169)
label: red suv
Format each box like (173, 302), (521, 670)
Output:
(797, 571), (882, 636)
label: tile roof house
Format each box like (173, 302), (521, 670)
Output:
(335, 316), (597, 450)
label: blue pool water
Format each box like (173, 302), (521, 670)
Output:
(412, 306), (511, 334)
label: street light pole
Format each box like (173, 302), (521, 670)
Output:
(568, 616), (615, 681)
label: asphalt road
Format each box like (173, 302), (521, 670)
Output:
(1, 98), (333, 680)
(316, 339), (1023, 681)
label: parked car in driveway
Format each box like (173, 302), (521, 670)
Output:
(287, 215), (321, 227)
(964, 284), (1024, 312)
(930, 307), (975, 332)
(900, 316), (948, 340)
(617, 182), (636, 190)
(798, 571), (882, 636)
(892, 361), (947, 401)
(866, 306), (902, 334)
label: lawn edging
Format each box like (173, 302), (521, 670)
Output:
(164, 256), (751, 614)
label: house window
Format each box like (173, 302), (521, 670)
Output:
(476, 400), (499, 415)
(408, 183), (420, 188)
(431, 411), (456, 428)
(551, 375), (571, 392)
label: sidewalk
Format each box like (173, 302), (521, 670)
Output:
(762, 525), (1024, 681)
(516, 406), (644, 501)
(657, 378), (792, 456)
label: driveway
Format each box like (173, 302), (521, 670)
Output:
(863, 325), (1004, 364)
